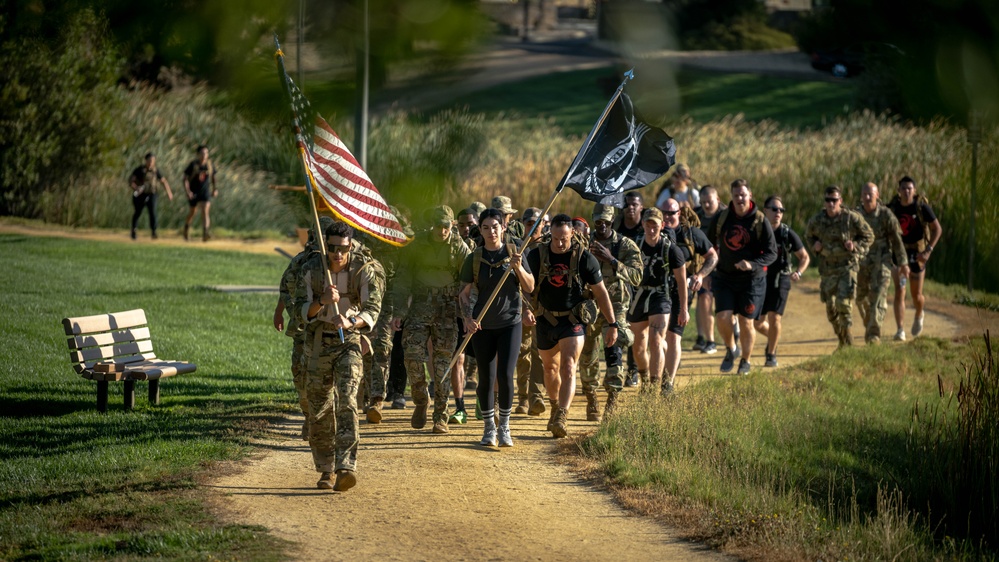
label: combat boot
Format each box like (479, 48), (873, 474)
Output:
(333, 469), (357, 491)
(411, 383), (429, 429)
(584, 388), (601, 422)
(604, 389), (619, 416)
(546, 400), (559, 433)
(365, 399), (383, 424)
(317, 471), (333, 490)
(528, 397), (546, 416)
(551, 407), (569, 438)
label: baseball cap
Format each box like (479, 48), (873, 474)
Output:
(429, 205), (455, 226)
(592, 204), (615, 223)
(642, 208), (664, 224)
(522, 207), (543, 223)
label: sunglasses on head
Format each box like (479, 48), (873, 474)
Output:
(767, 206), (786, 213)
(824, 197), (840, 203)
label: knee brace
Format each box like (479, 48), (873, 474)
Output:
(604, 345), (623, 368)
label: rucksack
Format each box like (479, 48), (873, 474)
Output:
(777, 223), (794, 276)
(530, 239), (596, 325)
(634, 230), (676, 296)
(887, 193), (933, 251)
(709, 206), (767, 248)
(471, 242), (519, 287)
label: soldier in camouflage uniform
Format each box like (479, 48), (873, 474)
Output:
(514, 207), (549, 415)
(274, 216), (334, 440)
(856, 183), (909, 344)
(579, 204), (642, 419)
(391, 205), (472, 434)
(805, 186), (874, 348)
(359, 206), (414, 423)
(295, 220), (384, 491)
(492, 196), (525, 241)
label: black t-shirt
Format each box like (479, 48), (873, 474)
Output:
(459, 246), (530, 329)
(130, 165), (163, 195)
(695, 203), (726, 236)
(893, 201), (937, 247)
(670, 226), (712, 264)
(527, 245), (602, 312)
(639, 236), (685, 287)
(615, 219), (643, 241)
(184, 160), (215, 194)
(768, 224), (804, 279)
(706, 203), (777, 279)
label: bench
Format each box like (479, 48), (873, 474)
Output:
(62, 309), (197, 413)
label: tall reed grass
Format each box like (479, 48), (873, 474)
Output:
(48, 84), (997, 290)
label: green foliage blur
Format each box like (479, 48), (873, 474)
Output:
(0, 8), (126, 217)
(795, 0), (999, 123)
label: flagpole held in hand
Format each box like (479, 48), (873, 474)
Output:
(441, 70), (638, 380)
(275, 36), (344, 343)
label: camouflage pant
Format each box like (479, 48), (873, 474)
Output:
(363, 297), (395, 402)
(516, 324), (546, 402)
(291, 335), (309, 416)
(819, 269), (858, 343)
(580, 304), (634, 392)
(305, 331), (364, 473)
(403, 294), (457, 423)
(856, 260), (891, 342)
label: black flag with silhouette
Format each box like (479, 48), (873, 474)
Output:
(564, 93), (676, 208)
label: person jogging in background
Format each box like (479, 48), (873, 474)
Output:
(887, 176), (942, 341)
(128, 152), (173, 240)
(805, 186), (874, 349)
(856, 182), (908, 344)
(182, 145), (217, 242)
(706, 179), (777, 375)
(753, 195), (809, 366)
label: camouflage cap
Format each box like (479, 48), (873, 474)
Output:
(592, 203), (615, 223)
(522, 207), (543, 223)
(429, 204), (455, 226)
(468, 201), (487, 216)
(642, 207), (664, 224)
(491, 195), (518, 215)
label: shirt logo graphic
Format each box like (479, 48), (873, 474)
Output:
(548, 263), (569, 288)
(725, 225), (750, 251)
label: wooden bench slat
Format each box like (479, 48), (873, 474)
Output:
(67, 327), (152, 350)
(124, 360), (197, 380)
(62, 309), (148, 336)
(70, 340), (155, 364)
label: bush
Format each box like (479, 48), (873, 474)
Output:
(684, 14), (797, 51)
(0, 9), (125, 217)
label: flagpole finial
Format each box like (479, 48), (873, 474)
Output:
(624, 68), (635, 81)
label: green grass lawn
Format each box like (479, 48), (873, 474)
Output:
(431, 67), (855, 134)
(0, 234), (295, 560)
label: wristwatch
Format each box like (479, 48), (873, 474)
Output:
(349, 317), (358, 329)
(607, 321), (619, 328)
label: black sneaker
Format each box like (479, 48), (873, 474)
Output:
(625, 369), (639, 387)
(702, 341), (718, 355)
(692, 335), (706, 352)
(764, 353), (777, 367)
(720, 348), (736, 373)
(737, 358), (751, 375)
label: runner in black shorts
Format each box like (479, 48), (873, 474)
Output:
(888, 176), (943, 341)
(753, 196), (809, 367)
(705, 179), (777, 375)
(627, 208), (687, 393)
(526, 214), (617, 438)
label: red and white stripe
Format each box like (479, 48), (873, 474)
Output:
(305, 117), (412, 247)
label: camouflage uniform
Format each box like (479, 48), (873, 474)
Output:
(579, 230), (642, 394)
(279, 247), (320, 421)
(359, 240), (404, 404)
(393, 224), (471, 427)
(856, 202), (906, 343)
(805, 208), (874, 346)
(295, 246), (384, 475)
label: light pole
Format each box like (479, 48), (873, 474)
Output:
(354, 0), (370, 169)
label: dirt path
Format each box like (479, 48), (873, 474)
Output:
(5, 219), (992, 560)
(206, 278), (979, 562)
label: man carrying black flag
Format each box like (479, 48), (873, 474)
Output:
(564, 92), (677, 208)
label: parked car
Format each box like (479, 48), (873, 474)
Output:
(810, 43), (904, 78)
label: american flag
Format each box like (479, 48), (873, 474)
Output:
(282, 70), (412, 247)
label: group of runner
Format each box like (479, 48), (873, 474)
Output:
(274, 167), (942, 491)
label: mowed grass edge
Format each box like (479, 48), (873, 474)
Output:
(0, 234), (296, 560)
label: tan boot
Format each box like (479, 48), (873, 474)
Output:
(333, 470), (357, 491)
(365, 399), (383, 424)
(584, 388), (601, 422)
(551, 407), (568, 438)
(545, 400), (559, 432)
(604, 389), (619, 417)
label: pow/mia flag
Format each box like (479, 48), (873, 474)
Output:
(564, 92), (676, 208)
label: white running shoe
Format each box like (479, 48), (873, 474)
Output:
(894, 328), (906, 342)
(912, 315), (924, 337)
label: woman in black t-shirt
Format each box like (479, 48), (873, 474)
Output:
(459, 209), (534, 447)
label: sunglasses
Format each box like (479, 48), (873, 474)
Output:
(824, 197), (841, 203)
(663, 210), (680, 216)
(767, 206), (786, 213)
(329, 244), (351, 254)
